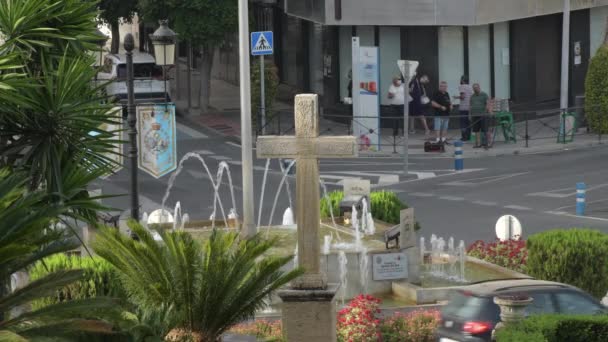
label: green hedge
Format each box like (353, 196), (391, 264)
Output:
(526, 229), (608, 298)
(585, 45), (608, 134)
(320, 190), (420, 230)
(496, 315), (608, 342)
(29, 253), (125, 310)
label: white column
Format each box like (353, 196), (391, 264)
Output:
(468, 25), (491, 93)
(590, 6), (608, 57)
(438, 26), (464, 99)
(379, 27), (401, 105)
(493, 22), (511, 100)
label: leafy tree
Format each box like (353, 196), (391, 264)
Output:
(584, 45), (608, 134)
(93, 221), (303, 341)
(138, 0), (238, 112)
(98, 0), (138, 54)
(0, 0), (121, 199)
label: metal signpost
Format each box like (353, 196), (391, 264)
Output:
(397, 60), (419, 175)
(251, 31), (274, 135)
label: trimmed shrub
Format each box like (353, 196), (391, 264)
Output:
(370, 191), (407, 225)
(320, 190), (420, 230)
(526, 229), (608, 298)
(29, 253), (125, 310)
(585, 45), (608, 134)
(320, 190), (344, 219)
(496, 315), (608, 342)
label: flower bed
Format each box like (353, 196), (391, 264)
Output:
(467, 238), (527, 274)
(229, 295), (440, 342)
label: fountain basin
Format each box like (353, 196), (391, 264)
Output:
(393, 255), (531, 304)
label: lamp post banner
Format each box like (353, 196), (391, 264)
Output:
(136, 104), (177, 179)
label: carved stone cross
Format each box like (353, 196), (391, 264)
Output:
(257, 94), (357, 289)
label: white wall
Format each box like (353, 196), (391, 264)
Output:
(590, 5), (608, 57)
(438, 26), (464, 102)
(493, 21), (511, 100)
(379, 27), (401, 105)
(468, 25), (491, 95)
(339, 26), (352, 99)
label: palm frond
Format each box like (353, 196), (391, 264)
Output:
(94, 222), (303, 340)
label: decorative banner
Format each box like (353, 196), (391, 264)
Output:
(352, 44), (380, 151)
(137, 104), (177, 179)
(89, 107), (123, 179)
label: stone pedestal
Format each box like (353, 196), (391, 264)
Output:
(277, 284), (339, 342)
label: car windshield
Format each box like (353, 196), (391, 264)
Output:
(442, 291), (500, 321)
(116, 63), (163, 79)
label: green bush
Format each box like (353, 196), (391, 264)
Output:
(319, 190), (420, 230)
(585, 45), (608, 134)
(526, 229), (608, 298)
(251, 60), (280, 132)
(496, 315), (608, 342)
(29, 253), (125, 310)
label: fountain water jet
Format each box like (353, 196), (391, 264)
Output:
(338, 251), (348, 306)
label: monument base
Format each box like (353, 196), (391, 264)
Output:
(277, 283), (339, 342)
(290, 272), (328, 290)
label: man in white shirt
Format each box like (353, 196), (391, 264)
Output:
(388, 76), (405, 134)
(456, 75), (474, 141)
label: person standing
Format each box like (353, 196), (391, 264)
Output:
(388, 76), (405, 135)
(409, 74), (431, 136)
(431, 81), (452, 143)
(470, 83), (492, 148)
(455, 75), (473, 141)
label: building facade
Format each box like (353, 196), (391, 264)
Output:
(244, 0), (608, 111)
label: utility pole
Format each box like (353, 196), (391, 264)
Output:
(238, 0), (256, 238)
(560, 0), (571, 110)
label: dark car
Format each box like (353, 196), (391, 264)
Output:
(436, 278), (607, 342)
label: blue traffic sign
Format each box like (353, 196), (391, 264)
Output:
(251, 31), (273, 56)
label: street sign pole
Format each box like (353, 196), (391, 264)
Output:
(238, 0), (256, 238)
(397, 60), (419, 177)
(260, 55), (266, 135)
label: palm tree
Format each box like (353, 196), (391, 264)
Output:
(0, 170), (125, 340)
(93, 222), (303, 342)
(0, 0), (121, 194)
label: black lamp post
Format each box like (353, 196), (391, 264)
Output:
(149, 20), (177, 111)
(124, 34), (140, 220)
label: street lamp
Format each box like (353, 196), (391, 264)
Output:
(124, 34), (140, 221)
(149, 20), (177, 111)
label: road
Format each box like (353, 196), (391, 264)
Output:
(95, 118), (608, 246)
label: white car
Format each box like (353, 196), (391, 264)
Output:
(97, 53), (171, 111)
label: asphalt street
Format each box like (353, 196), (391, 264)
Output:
(95, 119), (608, 246)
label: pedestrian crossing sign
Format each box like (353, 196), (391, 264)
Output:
(251, 31), (273, 56)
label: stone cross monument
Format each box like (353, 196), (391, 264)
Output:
(257, 94), (357, 341)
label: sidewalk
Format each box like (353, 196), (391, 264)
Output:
(171, 64), (605, 158)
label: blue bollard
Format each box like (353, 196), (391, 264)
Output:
(454, 140), (464, 171)
(576, 182), (586, 216)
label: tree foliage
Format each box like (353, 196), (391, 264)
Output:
(0, 0), (121, 203)
(584, 45), (608, 134)
(137, 0), (237, 48)
(97, 0), (138, 53)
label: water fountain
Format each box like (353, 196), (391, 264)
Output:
(282, 207), (295, 226)
(323, 235), (332, 255)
